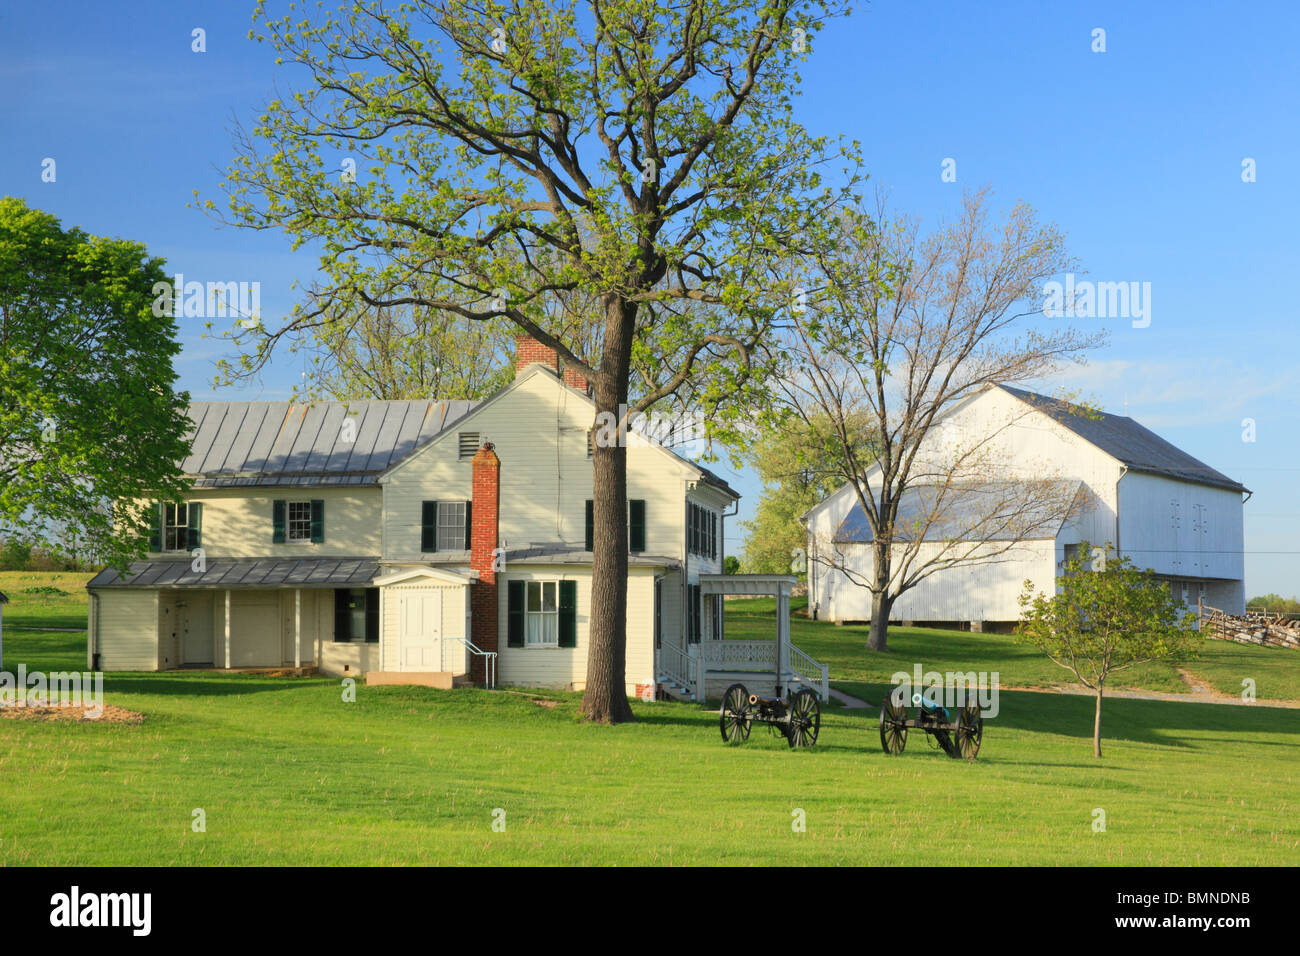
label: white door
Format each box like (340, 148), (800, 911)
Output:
(180, 596), (213, 665)
(398, 591), (443, 671)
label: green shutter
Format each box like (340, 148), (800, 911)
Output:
(310, 500), (325, 543)
(464, 500), (473, 551)
(507, 580), (525, 648)
(147, 501), (162, 552)
(272, 500), (286, 544)
(558, 580), (577, 647)
(421, 501), (437, 552)
(186, 502), (202, 550)
(584, 499), (594, 552)
(365, 588), (379, 643)
(333, 589), (351, 642)
(629, 499), (646, 553)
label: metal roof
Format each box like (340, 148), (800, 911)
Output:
(87, 557), (381, 590)
(833, 481), (1082, 544)
(1000, 386), (1249, 494)
(181, 400), (479, 487)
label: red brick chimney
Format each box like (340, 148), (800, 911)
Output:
(515, 334), (558, 377)
(515, 333), (591, 395)
(469, 441), (500, 684)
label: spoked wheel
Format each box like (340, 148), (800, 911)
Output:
(786, 690), (821, 748)
(719, 683), (752, 744)
(879, 688), (909, 754)
(955, 701), (983, 760)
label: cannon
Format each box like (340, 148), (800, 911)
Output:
(719, 683), (820, 748)
(878, 686), (982, 759)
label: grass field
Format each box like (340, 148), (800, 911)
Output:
(1, 577), (1297, 865)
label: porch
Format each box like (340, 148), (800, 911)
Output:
(655, 574), (828, 703)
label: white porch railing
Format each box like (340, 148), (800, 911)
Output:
(657, 640), (698, 697)
(698, 639), (776, 670)
(787, 641), (830, 702)
(441, 637), (497, 689)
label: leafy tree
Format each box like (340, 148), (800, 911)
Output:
(0, 198), (191, 569)
(1246, 593), (1300, 615)
(721, 555), (740, 575)
(775, 190), (1102, 652)
(1017, 543), (1200, 758)
(208, 0), (857, 722)
(740, 416), (843, 574)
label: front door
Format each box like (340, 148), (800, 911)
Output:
(398, 590), (443, 671)
(180, 595), (214, 665)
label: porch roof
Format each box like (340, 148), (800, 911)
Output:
(87, 556), (381, 590)
(698, 573), (797, 596)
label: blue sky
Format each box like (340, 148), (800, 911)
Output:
(3, 1), (1298, 594)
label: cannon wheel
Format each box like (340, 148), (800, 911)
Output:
(955, 701), (983, 760)
(786, 689), (821, 748)
(879, 690), (908, 754)
(719, 683), (752, 744)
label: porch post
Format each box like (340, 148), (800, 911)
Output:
(223, 589), (231, 669)
(294, 588), (302, 671)
(776, 585), (789, 696)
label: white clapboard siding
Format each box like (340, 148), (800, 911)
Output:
(95, 590), (160, 671)
(496, 565), (657, 693)
(1117, 472), (1244, 580)
(379, 580), (469, 674)
(157, 487), (383, 558)
(382, 369), (699, 562)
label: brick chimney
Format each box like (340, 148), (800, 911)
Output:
(515, 333), (591, 395)
(469, 441), (500, 684)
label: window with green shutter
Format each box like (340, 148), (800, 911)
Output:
(558, 580), (577, 647)
(365, 587), (379, 643)
(463, 500), (473, 550)
(421, 500), (437, 552)
(272, 500), (287, 543)
(147, 501), (163, 552)
(507, 580), (525, 647)
(584, 499), (594, 551)
(629, 499), (646, 553)
(310, 499), (325, 543)
(186, 502), (203, 550)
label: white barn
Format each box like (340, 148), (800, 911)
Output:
(804, 385), (1249, 629)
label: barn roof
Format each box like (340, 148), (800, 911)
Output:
(832, 480), (1083, 544)
(999, 386), (1249, 494)
(181, 400), (479, 487)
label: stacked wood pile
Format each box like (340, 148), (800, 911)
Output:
(1199, 603), (1300, 649)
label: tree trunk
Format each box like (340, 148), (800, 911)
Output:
(581, 296), (636, 724)
(867, 539), (892, 652)
(1093, 682), (1104, 758)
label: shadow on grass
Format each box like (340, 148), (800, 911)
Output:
(834, 681), (1300, 751)
(103, 674), (331, 698)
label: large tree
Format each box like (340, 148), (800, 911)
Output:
(778, 190), (1105, 651)
(210, 0), (857, 721)
(0, 197), (192, 568)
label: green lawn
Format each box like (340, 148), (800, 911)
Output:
(1, 587), (1297, 865)
(726, 596), (1300, 704)
(0, 571), (93, 630)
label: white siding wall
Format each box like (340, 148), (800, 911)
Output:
(94, 590), (159, 670)
(156, 487), (382, 558)
(1117, 472), (1245, 581)
(382, 370), (694, 561)
(817, 539), (1057, 623)
(496, 565), (657, 693)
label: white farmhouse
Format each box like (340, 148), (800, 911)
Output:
(87, 337), (826, 701)
(804, 384), (1249, 629)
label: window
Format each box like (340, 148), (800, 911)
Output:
(438, 501), (467, 551)
(586, 429), (594, 458)
(688, 503), (715, 559)
(527, 581), (559, 646)
(287, 501), (312, 541)
(458, 431), (480, 459)
(333, 588), (378, 643)
(584, 499), (646, 552)
(273, 499), (323, 543)
(507, 579), (576, 648)
(687, 584), (702, 644)
(163, 503), (189, 552)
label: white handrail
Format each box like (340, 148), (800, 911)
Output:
(787, 641), (829, 701)
(441, 637), (498, 689)
(658, 640), (697, 697)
